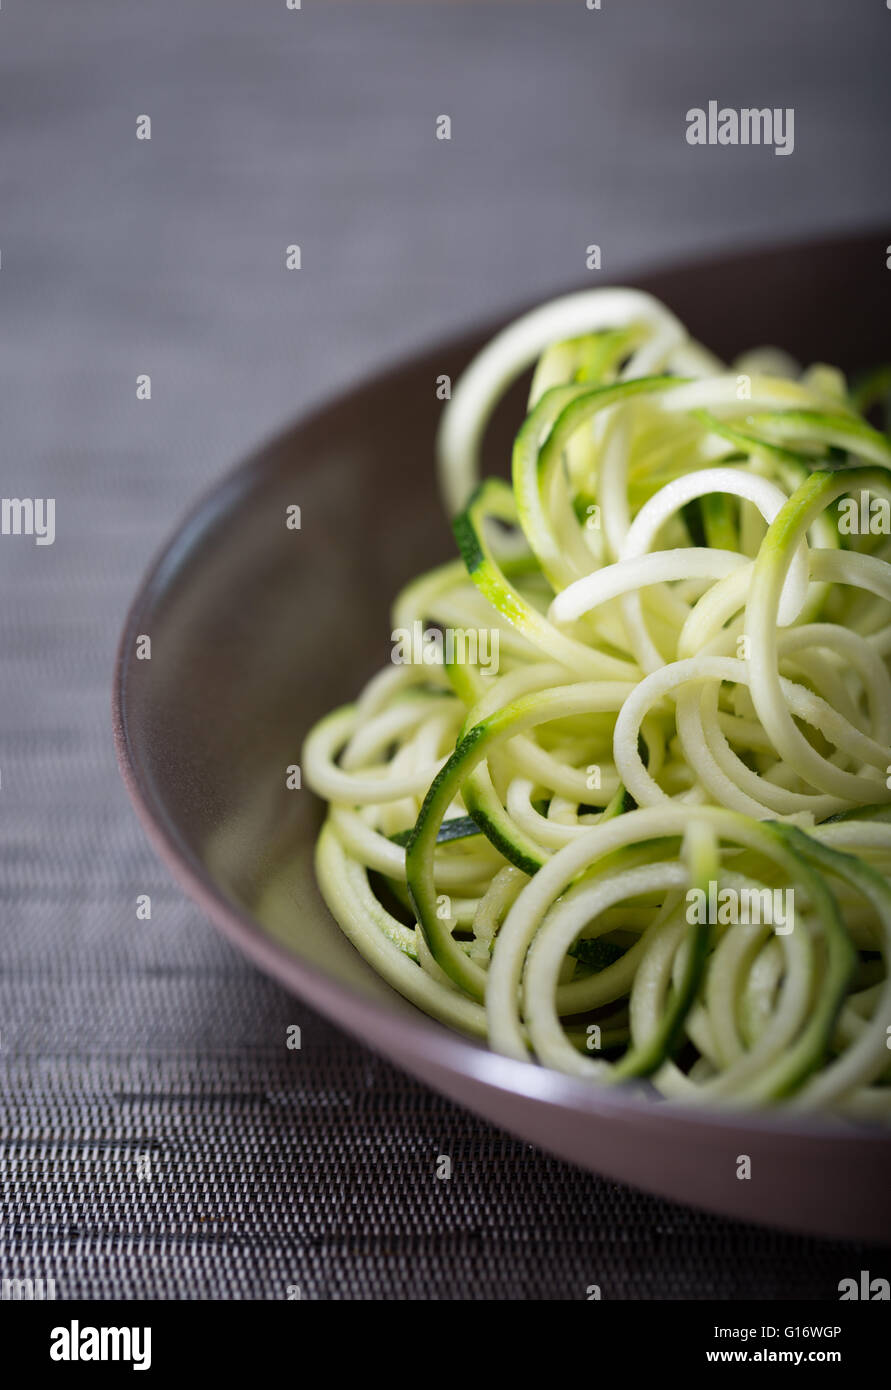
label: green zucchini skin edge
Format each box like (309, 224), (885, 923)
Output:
(753, 824), (859, 1099)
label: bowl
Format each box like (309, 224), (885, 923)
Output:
(114, 231), (891, 1242)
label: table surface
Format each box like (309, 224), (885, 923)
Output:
(1, 0), (890, 1300)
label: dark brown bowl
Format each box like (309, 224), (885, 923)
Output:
(114, 232), (891, 1242)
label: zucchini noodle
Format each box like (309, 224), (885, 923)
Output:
(303, 288), (891, 1119)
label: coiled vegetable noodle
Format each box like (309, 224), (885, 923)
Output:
(303, 288), (891, 1118)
